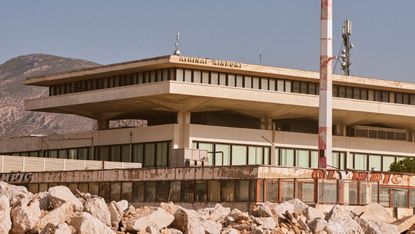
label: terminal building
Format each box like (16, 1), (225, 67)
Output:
(0, 55), (415, 212)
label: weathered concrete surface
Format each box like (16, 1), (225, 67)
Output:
(393, 215), (415, 233)
(83, 195), (111, 226)
(0, 181), (31, 206)
(35, 201), (76, 232)
(122, 207), (174, 232)
(48, 186), (83, 211)
(356, 216), (399, 234)
(10, 199), (41, 233)
(325, 205), (364, 234)
(352, 202), (395, 224)
(0, 195), (11, 234)
(70, 212), (115, 234)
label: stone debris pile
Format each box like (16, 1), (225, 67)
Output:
(0, 181), (413, 233)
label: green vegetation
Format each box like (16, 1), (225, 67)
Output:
(390, 157), (415, 173)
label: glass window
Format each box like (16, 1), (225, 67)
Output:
(39, 183), (48, 192)
(221, 181), (235, 202)
(48, 150), (58, 158)
(195, 181), (207, 202)
(403, 94), (410, 104)
(28, 184), (39, 194)
(176, 69), (184, 82)
(252, 77), (259, 89)
(347, 181), (359, 205)
(392, 188), (408, 208)
(338, 86), (346, 98)
(215, 144), (231, 166)
(162, 69), (169, 81)
(277, 80), (284, 92)
(410, 189), (415, 208)
(269, 79), (276, 91)
(266, 180), (279, 202)
(382, 91), (389, 102)
(79, 148), (89, 160)
(99, 182), (111, 201)
(232, 145), (247, 165)
(183, 70), (192, 82)
(110, 145), (120, 161)
(244, 76), (252, 88)
(309, 83), (316, 95)
(144, 182), (156, 202)
(110, 183), (121, 201)
(227, 74), (235, 86)
(58, 149), (67, 159)
(354, 153), (367, 170)
(281, 180), (294, 201)
(368, 155), (381, 171)
(169, 181), (181, 201)
(410, 94), (415, 105)
(132, 144), (144, 164)
(360, 89), (368, 100)
(359, 182), (373, 205)
(121, 182), (132, 201)
(210, 72), (219, 85)
(248, 146), (263, 165)
(300, 82), (308, 94)
(156, 142), (168, 167)
(263, 147), (270, 165)
(89, 183), (99, 195)
(292, 81), (300, 93)
(79, 183), (88, 193)
(250, 180), (258, 202)
(318, 180), (337, 204)
(198, 142), (213, 166)
(137, 72), (144, 84)
(382, 156), (395, 171)
(202, 71), (209, 84)
(132, 182), (144, 202)
(346, 87), (353, 98)
(236, 75), (243, 87)
(235, 180), (250, 202)
(310, 151), (318, 168)
(181, 181), (194, 202)
(295, 149), (309, 168)
(219, 73), (226, 85)
(280, 149), (294, 167)
(297, 181), (314, 203)
(193, 70), (201, 83)
(379, 187), (390, 207)
(208, 181), (221, 202)
(261, 78), (269, 90)
(98, 146), (110, 161)
(353, 87), (360, 99)
(144, 143), (155, 167)
(273, 148), (280, 166)
(156, 181), (169, 202)
(121, 145), (131, 162)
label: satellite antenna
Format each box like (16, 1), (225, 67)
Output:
(173, 32), (181, 55)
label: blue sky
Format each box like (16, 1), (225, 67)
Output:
(1, 1), (415, 82)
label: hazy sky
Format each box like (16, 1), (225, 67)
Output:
(1, 1), (415, 82)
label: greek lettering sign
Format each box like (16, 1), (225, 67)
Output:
(0, 173), (33, 183)
(311, 169), (414, 186)
(178, 56), (242, 68)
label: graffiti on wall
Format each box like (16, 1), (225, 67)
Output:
(0, 173), (33, 183)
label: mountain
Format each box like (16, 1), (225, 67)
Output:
(0, 54), (100, 138)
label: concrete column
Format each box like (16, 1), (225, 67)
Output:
(96, 119), (109, 130)
(174, 111), (191, 149)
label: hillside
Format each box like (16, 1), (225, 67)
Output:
(0, 54), (99, 138)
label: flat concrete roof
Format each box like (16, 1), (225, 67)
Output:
(23, 55), (415, 93)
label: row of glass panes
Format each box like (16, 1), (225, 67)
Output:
(25, 179), (257, 203)
(3, 141), (170, 167)
(353, 126), (407, 141)
(192, 141), (271, 166)
(24, 179), (415, 208)
(349, 153), (408, 171)
(175, 68), (415, 106)
(49, 69), (175, 96)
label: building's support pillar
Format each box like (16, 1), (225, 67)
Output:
(96, 119), (109, 130)
(174, 111), (191, 149)
(318, 0), (333, 168)
(260, 118), (273, 130)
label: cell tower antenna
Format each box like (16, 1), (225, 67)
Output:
(173, 32), (181, 55)
(340, 19), (353, 75)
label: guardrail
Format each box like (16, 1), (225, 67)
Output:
(0, 155), (141, 173)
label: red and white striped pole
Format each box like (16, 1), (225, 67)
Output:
(318, 0), (333, 168)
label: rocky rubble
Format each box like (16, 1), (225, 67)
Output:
(0, 181), (413, 233)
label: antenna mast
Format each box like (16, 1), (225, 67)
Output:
(173, 32), (181, 55)
(340, 20), (353, 76)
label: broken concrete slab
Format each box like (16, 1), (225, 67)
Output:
(252, 203), (273, 217)
(325, 205), (364, 234)
(70, 212), (115, 234)
(48, 186), (83, 211)
(356, 216), (399, 234)
(108, 201), (123, 229)
(35, 201), (76, 232)
(392, 215), (415, 233)
(10, 199), (41, 233)
(122, 207), (174, 232)
(83, 196), (111, 227)
(352, 202), (395, 224)
(0, 181), (31, 206)
(303, 206), (325, 222)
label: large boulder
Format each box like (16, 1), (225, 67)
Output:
(108, 201), (123, 229)
(356, 216), (399, 234)
(35, 201), (76, 232)
(225, 208), (250, 223)
(199, 203), (231, 223)
(303, 206), (325, 222)
(122, 207), (174, 232)
(352, 203), (395, 224)
(10, 198), (41, 233)
(325, 205), (364, 234)
(32, 191), (50, 211)
(70, 212), (115, 234)
(83, 196), (111, 226)
(252, 203), (272, 218)
(171, 207), (221, 234)
(0, 195), (11, 234)
(273, 198), (308, 217)
(0, 181), (31, 206)
(308, 218), (328, 233)
(48, 186), (83, 211)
